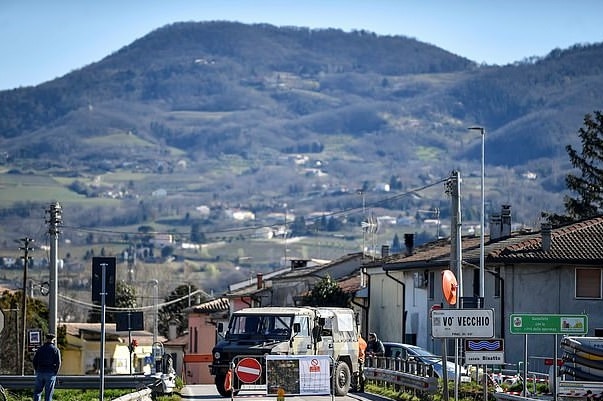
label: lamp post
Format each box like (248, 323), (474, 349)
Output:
(467, 127), (485, 302)
(283, 203), (288, 266)
(148, 280), (159, 345)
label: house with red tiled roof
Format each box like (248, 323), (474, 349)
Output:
(61, 322), (163, 375)
(183, 297), (229, 384)
(223, 254), (367, 313)
(364, 208), (603, 368)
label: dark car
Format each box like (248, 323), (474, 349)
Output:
(383, 342), (468, 380)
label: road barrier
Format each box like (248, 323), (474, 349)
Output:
(0, 375), (159, 391)
(363, 356), (438, 393)
(113, 388), (153, 401)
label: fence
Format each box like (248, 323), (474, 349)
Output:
(363, 354), (553, 397)
(363, 355), (439, 393)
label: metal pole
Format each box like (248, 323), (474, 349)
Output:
(128, 312), (133, 375)
(523, 334), (528, 397)
(100, 262), (107, 401)
(19, 237), (33, 376)
(48, 202), (62, 336)
(480, 130), (485, 298)
(468, 127), (485, 299)
(283, 204), (287, 266)
(454, 171), (462, 401)
(455, 171), (463, 301)
(469, 127), (487, 401)
(151, 280), (158, 345)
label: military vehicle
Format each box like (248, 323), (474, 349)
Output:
(210, 306), (361, 397)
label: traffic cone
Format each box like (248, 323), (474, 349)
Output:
(224, 369), (232, 392)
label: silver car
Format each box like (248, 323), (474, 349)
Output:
(383, 342), (468, 380)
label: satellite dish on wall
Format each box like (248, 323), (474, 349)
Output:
(442, 269), (458, 305)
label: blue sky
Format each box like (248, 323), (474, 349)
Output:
(1, 0), (602, 90)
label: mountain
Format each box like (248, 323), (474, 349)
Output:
(1, 21), (602, 241)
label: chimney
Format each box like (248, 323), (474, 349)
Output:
(168, 318), (179, 340)
(490, 212), (502, 240)
(501, 205), (511, 237)
(404, 233), (414, 255)
(541, 222), (552, 251)
(290, 259), (308, 269)
(256, 273), (263, 290)
(381, 245), (390, 258)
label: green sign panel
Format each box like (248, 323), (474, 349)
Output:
(510, 314), (588, 335)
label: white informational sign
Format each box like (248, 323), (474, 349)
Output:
(431, 309), (494, 338)
(464, 339), (505, 365)
(266, 355), (331, 395)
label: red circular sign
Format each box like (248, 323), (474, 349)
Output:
(235, 357), (262, 384)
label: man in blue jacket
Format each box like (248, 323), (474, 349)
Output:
(32, 333), (61, 401)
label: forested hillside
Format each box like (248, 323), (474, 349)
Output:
(0, 21), (602, 252)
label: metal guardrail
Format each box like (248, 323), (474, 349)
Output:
(363, 356), (439, 393)
(493, 392), (542, 401)
(0, 375), (159, 390)
(364, 366), (438, 393)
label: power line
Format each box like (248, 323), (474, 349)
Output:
(60, 177), (450, 241)
(57, 288), (207, 312)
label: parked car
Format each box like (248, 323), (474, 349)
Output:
(383, 342), (469, 381)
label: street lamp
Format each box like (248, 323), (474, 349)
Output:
(148, 280), (159, 345)
(468, 126), (486, 302)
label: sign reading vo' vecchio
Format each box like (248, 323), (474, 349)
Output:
(431, 309), (494, 338)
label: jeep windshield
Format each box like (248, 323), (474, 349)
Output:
(227, 314), (293, 340)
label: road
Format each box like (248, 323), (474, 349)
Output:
(179, 385), (389, 401)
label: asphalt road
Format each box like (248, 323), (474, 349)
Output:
(179, 385), (389, 401)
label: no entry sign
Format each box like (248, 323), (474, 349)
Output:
(236, 357), (262, 383)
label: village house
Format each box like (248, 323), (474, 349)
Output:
(61, 322), (162, 375)
(182, 297), (230, 384)
(364, 207), (603, 369)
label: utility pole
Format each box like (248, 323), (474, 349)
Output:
(19, 237), (34, 375)
(445, 170), (463, 401)
(46, 202), (62, 336)
(446, 171), (463, 300)
(283, 204), (288, 266)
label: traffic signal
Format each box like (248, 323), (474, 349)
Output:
(128, 339), (138, 353)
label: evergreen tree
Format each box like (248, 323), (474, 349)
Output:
(0, 290), (49, 374)
(290, 216), (308, 237)
(391, 233), (402, 254)
(158, 284), (204, 338)
(190, 221), (206, 243)
(87, 281), (137, 323)
(564, 111), (603, 220)
(302, 275), (351, 307)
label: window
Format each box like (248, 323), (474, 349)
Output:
(428, 271), (435, 299)
(576, 268), (602, 299)
(293, 316), (310, 337)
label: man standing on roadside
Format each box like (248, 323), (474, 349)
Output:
(357, 333), (368, 392)
(33, 333), (61, 401)
(366, 332), (385, 356)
